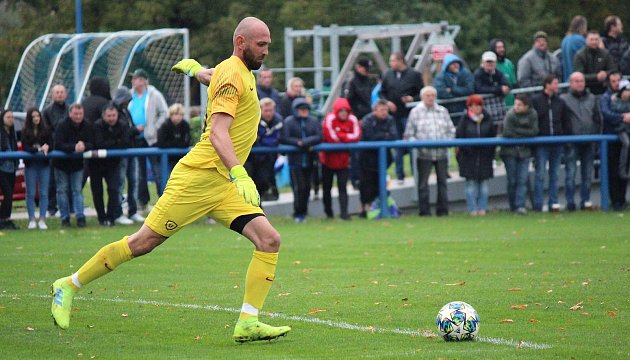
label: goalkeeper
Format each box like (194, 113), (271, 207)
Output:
(50, 17), (291, 343)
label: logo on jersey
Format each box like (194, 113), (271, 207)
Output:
(165, 220), (178, 231)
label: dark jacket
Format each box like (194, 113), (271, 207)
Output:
(52, 118), (94, 172)
(21, 125), (53, 167)
(278, 94), (303, 119)
(255, 113), (283, 148)
(456, 110), (496, 180)
(601, 34), (629, 65)
(531, 92), (572, 136)
(433, 54), (474, 114)
(473, 67), (509, 96)
(621, 47), (630, 76)
(500, 107), (539, 159)
(280, 98), (322, 168)
(256, 85), (281, 106)
(42, 101), (68, 130)
(560, 90), (601, 135)
(82, 77), (112, 124)
(157, 119), (191, 162)
(600, 88), (626, 134)
(0, 125), (18, 173)
(92, 117), (131, 167)
(573, 47), (618, 95)
(345, 70), (375, 119)
(380, 66), (424, 118)
(359, 112), (397, 171)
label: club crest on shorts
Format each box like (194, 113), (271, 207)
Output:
(165, 220), (178, 231)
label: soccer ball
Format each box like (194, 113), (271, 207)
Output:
(436, 301), (480, 341)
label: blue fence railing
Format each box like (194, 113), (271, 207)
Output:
(1, 134), (618, 216)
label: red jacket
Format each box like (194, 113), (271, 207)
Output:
(319, 98), (361, 169)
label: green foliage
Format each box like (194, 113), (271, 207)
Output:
(0, 212), (628, 358)
(0, 0), (629, 103)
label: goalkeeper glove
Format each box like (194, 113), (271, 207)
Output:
(229, 165), (260, 207)
(171, 59), (203, 78)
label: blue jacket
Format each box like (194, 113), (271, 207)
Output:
(600, 89), (626, 134)
(433, 54), (474, 115)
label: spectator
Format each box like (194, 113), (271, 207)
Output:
(128, 68), (169, 208)
(358, 100), (397, 218)
(500, 94), (539, 214)
(620, 47), (630, 75)
(403, 86), (455, 216)
(609, 79), (630, 179)
(21, 108), (52, 230)
(474, 51), (510, 130)
(0, 109), (19, 230)
(531, 75), (572, 212)
(455, 95), (496, 216)
(380, 51), (424, 183)
(244, 98), (283, 202)
(188, 106), (203, 143)
(90, 104), (131, 226)
(157, 103), (191, 173)
(112, 87), (144, 224)
(256, 68), (281, 106)
(489, 38), (517, 106)
(433, 53), (474, 119)
(278, 77), (305, 119)
(601, 15), (628, 66)
(600, 71), (629, 211)
(517, 31), (562, 88)
(52, 103), (93, 227)
(280, 97), (322, 223)
(320, 98), (361, 220)
(82, 76), (112, 125)
(573, 31), (618, 95)
(561, 16), (588, 82)
(561, 72), (601, 211)
(42, 84), (68, 217)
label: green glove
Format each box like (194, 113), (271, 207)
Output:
(171, 59), (203, 78)
(229, 165), (260, 207)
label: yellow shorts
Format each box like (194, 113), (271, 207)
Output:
(145, 162), (263, 237)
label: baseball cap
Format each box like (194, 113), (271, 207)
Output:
(129, 68), (149, 79)
(481, 51), (497, 62)
(534, 31), (548, 41)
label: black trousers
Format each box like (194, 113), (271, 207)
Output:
(0, 171), (15, 219)
(89, 161), (121, 222)
(608, 141), (629, 209)
(290, 165), (312, 217)
(359, 168), (379, 205)
(321, 165), (349, 217)
(416, 158), (449, 216)
(245, 154), (277, 196)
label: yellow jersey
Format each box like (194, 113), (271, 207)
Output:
(180, 55), (260, 178)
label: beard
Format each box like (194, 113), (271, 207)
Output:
(243, 47), (264, 70)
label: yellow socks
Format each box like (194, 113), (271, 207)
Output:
(67, 237), (134, 289)
(239, 251), (278, 320)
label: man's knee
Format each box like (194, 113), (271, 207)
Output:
(127, 226), (167, 256)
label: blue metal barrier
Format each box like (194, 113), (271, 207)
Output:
(1, 134), (618, 215)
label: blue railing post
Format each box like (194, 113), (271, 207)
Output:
(160, 152), (169, 194)
(378, 146), (388, 218)
(599, 140), (609, 212)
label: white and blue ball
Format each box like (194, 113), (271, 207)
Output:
(436, 301), (479, 341)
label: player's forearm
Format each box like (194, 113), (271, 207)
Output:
(209, 114), (239, 170)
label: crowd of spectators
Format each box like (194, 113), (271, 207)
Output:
(1, 14), (630, 228)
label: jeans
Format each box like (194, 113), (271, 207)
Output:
(54, 168), (84, 221)
(416, 158), (449, 215)
(464, 179), (489, 213)
(564, 143), (594, 208)
(118, 157), (140, 217)
(25, 163), (51, 220)
(321, 166), (349, 218)
(502, 156), (530, 211)
(533, 145), (563, 211)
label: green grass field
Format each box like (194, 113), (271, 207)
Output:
(1, 212), (628, 359)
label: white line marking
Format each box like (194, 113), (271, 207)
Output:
(5, 293), (552, 349)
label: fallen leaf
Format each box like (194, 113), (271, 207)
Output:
(224, 324), (231, 328)
(293, 261), (301, 265)
(581, 282), (589, 286)
(233, 285), (240, 289)
(508, 288), (522, 292)
(121, 314), (129, 318)
(534, 303), (543, 306)
(511, 304), (528, 310)
(516, 340), (525, 349)
(401, 297), (408, 301)
(303, 268), (312, 273)
(445, 282), (465, 286)
(387, 284), (397, 287)
(581, 312), (589, 316)
(546, 289), (553, 293)
(371, 280), (379, 284)
(607, 310), (618, 317)
(307, 309), (326, 315)
(526, 262), (535, 266)
(569, 302), (583, 311)
(26, 326), (35, 331)
(529, 319), (540, 323)
(277, 293), (291, 297)
(194, 336), (202, 340)
(374, 302), (382, 305)
(500, 319), (514, 323)
(557, 300), (566, 304)
(87, 325), (95, 328)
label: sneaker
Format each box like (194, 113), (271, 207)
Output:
(294, 216), (306, 223)
(28, 220), (37, 229)
(115, 215), (134, 225)
(551, 203), (561, 213)
(2, 220), (19, 230)
(38, 220), (48, 230)
(50, 277), (77, 330)
(581, 201), (593, 211)
(61, 218), (71, 227)
(516, 207), (528, 215)
(232, 317), (291, 343)
(77, 217), (86, 228)
(99, 220), (113, 227)
(129, 213), (146, 222)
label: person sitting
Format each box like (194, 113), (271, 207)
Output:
(455, 95), (496, 216)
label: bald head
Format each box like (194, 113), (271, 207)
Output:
(51, 84), (67, 104)
(233, 17), (271, 70)
(569, 72), (585, 93)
